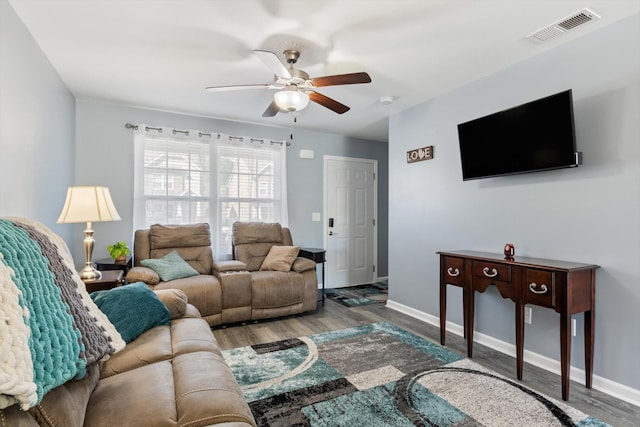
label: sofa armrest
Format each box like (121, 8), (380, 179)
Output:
(126, 266), (160, 286)
(291, 257), (316, 273)
(214, 260), (247, 272)
(153, 289), (188, 319)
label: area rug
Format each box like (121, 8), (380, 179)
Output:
(324, 280), (388, 307)
(222, 322), (609, 427)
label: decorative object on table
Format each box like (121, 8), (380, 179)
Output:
(504, 243), (515, 260)
(107, 241), (130, 263)
(57, 186), (121, 281)
(223, 322), (611, 426)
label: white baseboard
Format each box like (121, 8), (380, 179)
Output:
(385, 299), (640, 407)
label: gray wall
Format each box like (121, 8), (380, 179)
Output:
(0, 0), (75, 241)
(75, 100), (388, 282)
(389, 13), (640, 394)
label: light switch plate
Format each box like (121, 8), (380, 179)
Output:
(312, 212), (321, 221)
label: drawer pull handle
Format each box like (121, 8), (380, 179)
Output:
(447, 267), (460, 277)
(482, 267), (498, 278)
(529, 283), (548, 294)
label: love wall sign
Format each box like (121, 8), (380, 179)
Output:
(407, 146), (434, 163)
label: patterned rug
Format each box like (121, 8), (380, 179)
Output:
(223, 322), (609, 427)
(324, 280), (388, 307)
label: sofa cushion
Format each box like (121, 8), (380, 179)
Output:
(291, 257), (317, 273)
(125, 266), (160, 285)
(235, 242), (275, 271)
(141, 250), (200, 281)
(260, 245), (300, 272)
(148, 223), (213, 274)
(150, 223), (211, 249)
(91, 282), (171, 343)
(154, 288), (188, 319)
(87, 353), (255, 427)
(99, 315), (219, 379)
(250, 270), (305, 309)
(232, 221), (282, 245)
(154, 274), (222, 321)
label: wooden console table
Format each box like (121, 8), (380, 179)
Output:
(437, 250), (599, 401)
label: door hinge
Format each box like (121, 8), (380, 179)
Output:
(373, 265), (376, 273)
(373, 218), (375, 226)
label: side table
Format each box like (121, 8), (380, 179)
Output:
(82, 270), (124, 293)
(95, 256), (132, 274)
(299, 248), (326, 305)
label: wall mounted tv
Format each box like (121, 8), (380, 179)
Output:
(457, 89), (579, 181)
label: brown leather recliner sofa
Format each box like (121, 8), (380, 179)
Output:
(126, 222), (318, 326)
(231, 221), (318, 320)
(0, 217), (255, 427)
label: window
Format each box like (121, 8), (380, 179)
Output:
(133, 127), (287, 259)
(215, 142), (286, 253)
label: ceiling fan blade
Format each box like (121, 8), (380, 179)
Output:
(309, 91), (350, 114)
(262, 100), (280, 117)
(311, 72), (371, 87)
(253, 50), (291, 79)
(205, 83), (273, 92)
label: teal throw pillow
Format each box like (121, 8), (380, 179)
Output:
(90, 282), (170, 343)
(140, 250), (199, 282)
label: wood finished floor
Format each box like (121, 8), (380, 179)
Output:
(212, 297), (640, 427)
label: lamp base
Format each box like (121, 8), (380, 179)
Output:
(79, 265), (102, 281)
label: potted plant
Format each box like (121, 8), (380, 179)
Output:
(107, 241), (130, 263)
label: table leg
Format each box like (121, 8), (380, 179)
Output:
(440, 281), (447, 346)
(467, 288), (475, 357)
(321, 261), (325, 306)
(516, 303), (525, 380)
(585, 309), (594, 389)
(560, 309), (572, 401)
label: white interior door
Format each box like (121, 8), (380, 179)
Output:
(324, 156), (377, 288)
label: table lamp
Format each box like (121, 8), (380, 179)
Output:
(57, 186), (121, 280)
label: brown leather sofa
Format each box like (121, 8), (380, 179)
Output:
(126, 222), (318, 326)
(231, 221), (318, 320)
(2, 289), (256, 427)
(0, 217), (255, 427)
(126, 223), (252, 326)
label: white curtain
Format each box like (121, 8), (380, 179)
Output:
(133, 125), (288, 260)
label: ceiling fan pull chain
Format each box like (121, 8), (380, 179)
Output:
(290, 116), (298, 142)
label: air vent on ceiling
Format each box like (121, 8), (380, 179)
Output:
(527, 8), (601, 42)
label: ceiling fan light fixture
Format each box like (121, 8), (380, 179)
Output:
(274, 86), (309, 112)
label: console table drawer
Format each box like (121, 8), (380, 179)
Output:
(472, 261), (511, 282)
(524, 269), (555, 308)
(442, 256), (464, 285)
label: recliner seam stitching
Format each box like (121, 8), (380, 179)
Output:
(99, 354), (174, 379)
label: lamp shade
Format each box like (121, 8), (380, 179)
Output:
(273, 87), (310, 112)
(57, 186), (121, 224)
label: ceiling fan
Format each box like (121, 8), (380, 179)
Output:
(205, 49), (372, 117)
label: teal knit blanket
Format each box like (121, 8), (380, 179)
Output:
(0, 217), (125, 410)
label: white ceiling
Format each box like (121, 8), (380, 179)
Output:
(9, 0), (640, 142)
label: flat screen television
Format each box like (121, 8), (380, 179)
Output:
(457, 89), (578, 181)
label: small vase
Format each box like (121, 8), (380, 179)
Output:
(504, 244), (515, 261)
(114, 255), (127, 264)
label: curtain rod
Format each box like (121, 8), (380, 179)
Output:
(124, 123), (290, 146)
